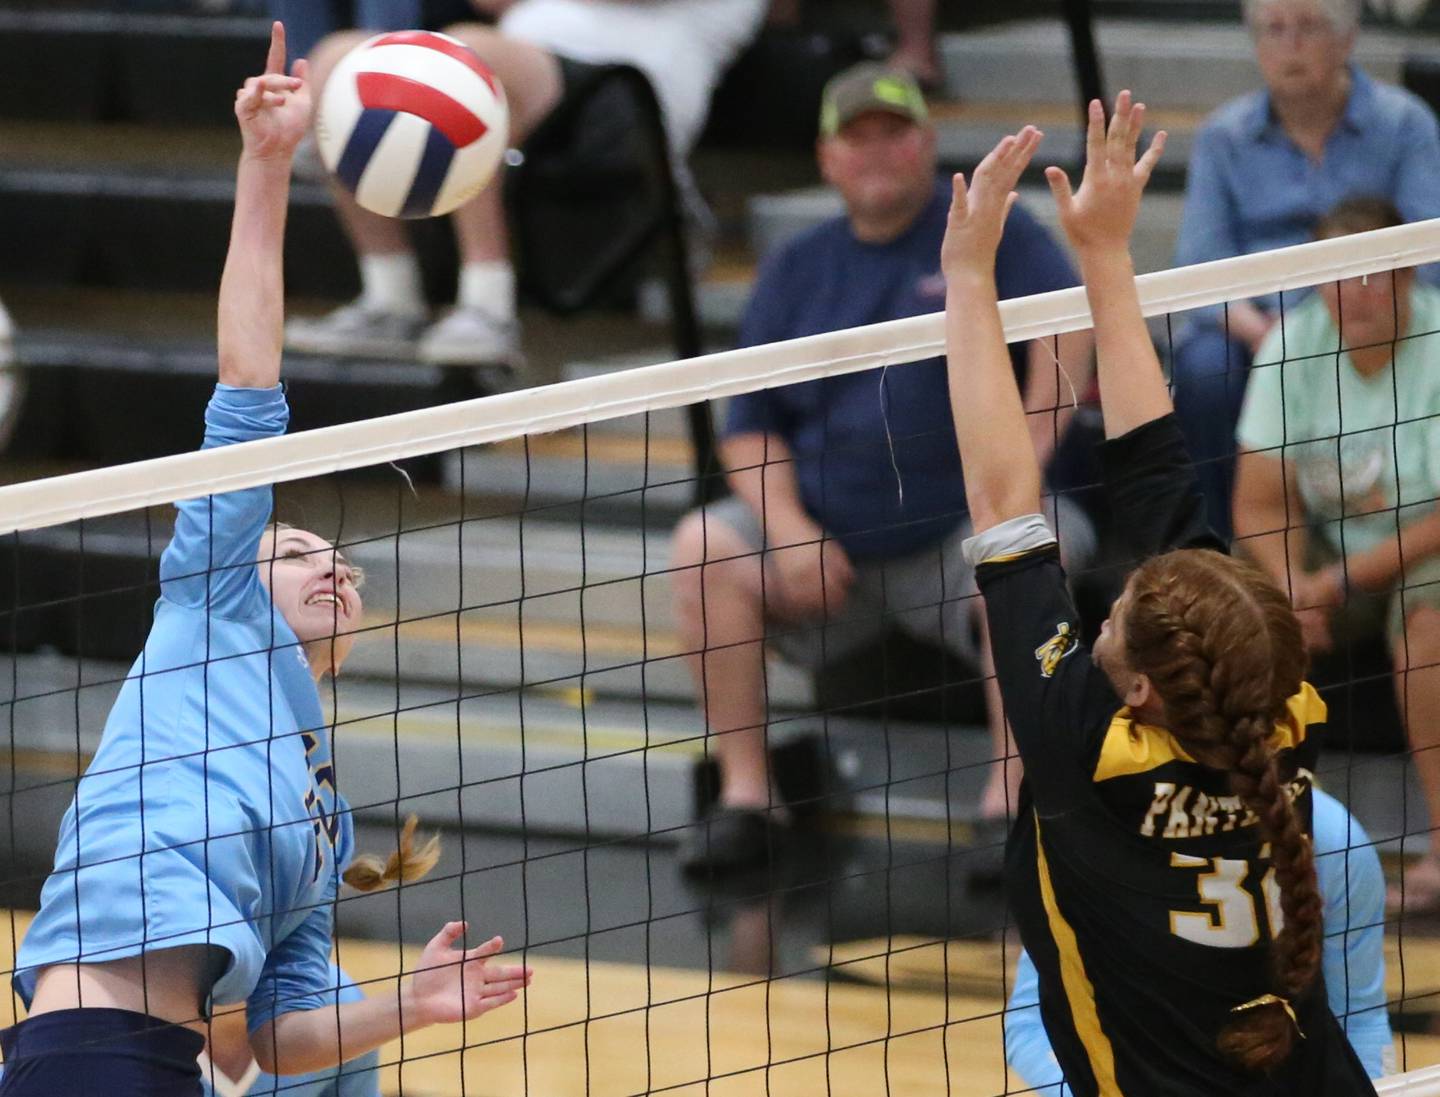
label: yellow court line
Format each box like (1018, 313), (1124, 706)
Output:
(383, 614), (681, 661)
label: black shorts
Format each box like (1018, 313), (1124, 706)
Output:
(0, 1008), (205, 1097)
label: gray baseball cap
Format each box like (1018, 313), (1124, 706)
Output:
(819, 62), (929, 137)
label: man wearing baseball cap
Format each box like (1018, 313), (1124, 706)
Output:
(669, 63), (1096, 875)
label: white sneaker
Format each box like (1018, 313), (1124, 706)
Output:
(286, 300), (427, 360)
(0, 296), (13, 368)
(418, 307), (521, 368)
(0, 298), (21, 449)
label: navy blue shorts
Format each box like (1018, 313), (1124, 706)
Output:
(0, 1007), (204, 1097)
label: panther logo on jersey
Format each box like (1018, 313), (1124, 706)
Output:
(1034, 622), (1077, 678)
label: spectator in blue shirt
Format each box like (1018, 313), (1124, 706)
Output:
(1004, 789), (1394, 1092)
(668, 63), (1096, 875)
(1170, 0), (1440, 539)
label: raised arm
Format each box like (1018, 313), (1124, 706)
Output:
(942, 126), (1046, 535)
(220, 21), (308, 388)
(160, 23), (310, 614)
(1044, 94), (1220, 558)
(1043, 93), (1167, 440)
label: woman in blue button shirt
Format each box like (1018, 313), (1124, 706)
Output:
(1170, 0), (1440, 539)
(1, 23), (531, 1096)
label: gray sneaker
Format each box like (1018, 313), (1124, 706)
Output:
(417, 306), (521, 367)
(285, 300), (427, 360)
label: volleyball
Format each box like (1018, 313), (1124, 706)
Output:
(315, 30), (509, 220)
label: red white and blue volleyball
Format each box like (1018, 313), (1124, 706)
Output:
(316, 31), (509, 219)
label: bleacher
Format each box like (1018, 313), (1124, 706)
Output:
(1, 0), (1438, 863)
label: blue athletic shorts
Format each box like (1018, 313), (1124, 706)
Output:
(0, 1007), (204, 1097)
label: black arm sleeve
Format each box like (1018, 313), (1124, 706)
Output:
(1097, 414), (1225, 560)
(975, 546), (1123, 816)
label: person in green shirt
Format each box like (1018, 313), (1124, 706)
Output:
(1233, 195), (1440, 914)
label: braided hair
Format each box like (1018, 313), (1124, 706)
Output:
(1122, 549), (1323, 1073)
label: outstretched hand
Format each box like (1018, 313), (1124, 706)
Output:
(1045, 91), (1165, 256)
(236, 21), (311, 162)
(404, 923), (534, 1026)
(940, 125), (1043, 280)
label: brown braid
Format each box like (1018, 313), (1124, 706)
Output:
(1122, 549), (1323, 1073)
(343, 813), (441, 893)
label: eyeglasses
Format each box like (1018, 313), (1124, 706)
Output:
(1253, 16), (1337, 42)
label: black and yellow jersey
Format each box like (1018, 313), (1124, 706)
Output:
(975, 416), (1376, 1097)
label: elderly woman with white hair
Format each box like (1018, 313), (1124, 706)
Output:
(1169, 0), (1440, 540)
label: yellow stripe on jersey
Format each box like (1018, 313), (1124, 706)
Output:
(978, 544), (1057, 566)
(1092, 681), (1327, 783)
(1035, 816), (1124, 1096)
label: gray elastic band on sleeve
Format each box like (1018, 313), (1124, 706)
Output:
(961, 513), (1058, 567)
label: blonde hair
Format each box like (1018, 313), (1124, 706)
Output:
(343, 813), (442, 892)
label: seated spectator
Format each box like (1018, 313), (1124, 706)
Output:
(668, 64), (1095, 875)
(1171, 0), (1440, 538)
(287, 0), (767, 367)
(1233, 197), (1440, 912)
(1005, 789), (1394, 1091)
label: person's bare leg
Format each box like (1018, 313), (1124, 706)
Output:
(976, 607), (1021, 820)
(886, 0), (941, 88)
(1392, 606), (1440, 909)
(441, 25), (564, 265)
(669, 511), (781, 811)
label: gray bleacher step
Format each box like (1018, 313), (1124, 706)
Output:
(338, 608), (815, 710)
(5, 654), (1428, 848)
(342, 519), (812, 707)
(746, 184), (1185, 280)
(0, 653), (1019, 843)
(440, 432), (702, 524)
(637, 273), (753, 332)
(931, 114), (1193, 191)
(939, 18), (1421, 111)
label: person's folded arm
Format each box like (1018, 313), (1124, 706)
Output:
(1341, 503), (1440, 593)
(720, 432), (821, 548)
(1232, 448), (1307, 590)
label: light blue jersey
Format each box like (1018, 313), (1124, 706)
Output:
(1004, 789), (1393, 1092)
(15, 385), (354, 1033)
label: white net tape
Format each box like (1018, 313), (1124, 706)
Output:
(1, 218), (1439, 535)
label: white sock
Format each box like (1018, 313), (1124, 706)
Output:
(457, 261), (516, 319)
(359, 253), (425, 317)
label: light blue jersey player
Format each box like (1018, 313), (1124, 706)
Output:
(0, 22), (530, 1097)
(1005, 789), (1394, 1093)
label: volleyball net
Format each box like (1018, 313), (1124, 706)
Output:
(3, 220), (1440, 1096)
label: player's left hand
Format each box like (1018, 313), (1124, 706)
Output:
(405, 923), (534, 1026)
(940, 126), (1043, 280)
(236, 21), (311, 163)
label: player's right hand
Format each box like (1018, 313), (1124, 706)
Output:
(1044, 91), (1165, 256)
(236, 21), (311, 163)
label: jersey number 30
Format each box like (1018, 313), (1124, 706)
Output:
(1169, 851), (1284, 948)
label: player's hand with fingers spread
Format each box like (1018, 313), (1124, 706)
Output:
(235, 21), (312, 163)
(940, 125), (1043, 282)
(404, 922), (535, 1026)
(1044, 91), (1165, 257)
